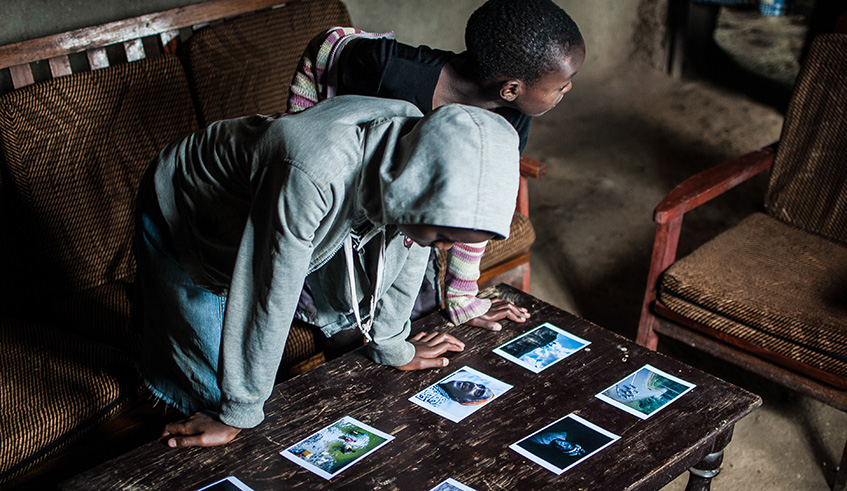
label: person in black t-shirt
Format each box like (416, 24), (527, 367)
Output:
(290, 0), (586, 336)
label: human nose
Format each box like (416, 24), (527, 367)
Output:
(431, 241), (454, 250)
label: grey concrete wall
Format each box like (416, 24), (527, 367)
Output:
(1, 0), (641, 78)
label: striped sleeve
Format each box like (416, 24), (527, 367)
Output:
(444, 241), (491, 324)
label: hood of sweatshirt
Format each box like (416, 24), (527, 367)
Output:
(357, 102), (520, 240)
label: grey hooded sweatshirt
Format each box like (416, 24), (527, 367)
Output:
(143, 95), (519, 428)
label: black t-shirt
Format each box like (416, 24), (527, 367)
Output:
(336, 38), (530, 153)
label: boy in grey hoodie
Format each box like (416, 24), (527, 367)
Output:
(133, 95), (519, 447)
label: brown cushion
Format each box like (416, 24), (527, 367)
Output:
(765, 34), (847, 245)
(480, 212), (536, 270)
(0, 318), (142, 486)
(0, 55), (198, 305)
(181, 0), (351, 125)
(658, 212), (847, 386)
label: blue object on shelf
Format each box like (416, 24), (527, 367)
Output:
(759, 0), (791, 16)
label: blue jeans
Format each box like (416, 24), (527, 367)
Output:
(133, 208), (227, 417)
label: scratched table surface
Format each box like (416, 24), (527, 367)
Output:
(61, 285), (760, 491)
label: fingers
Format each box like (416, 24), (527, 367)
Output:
(166, 427), (241, 448)
(411, 331), (465, 350)
(465, 316), (503, 331)
(396, 355), (449, 371)
(467, 300), (530, 330)
(162, 413), (207, 438)
(418, 340), (464, 359)
(161, 412), (241, 448)
(410, 356), (450, 370)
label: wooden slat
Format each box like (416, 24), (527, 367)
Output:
(159, 29), (181, 54)
(0, 0), (289, 70)
(48, 55), (73, 77)
(123, 38), (146, 62)
(9, 63), (35, 88)
(86, 47), (109, 70)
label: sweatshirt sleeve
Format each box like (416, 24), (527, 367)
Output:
(444, 241), (491, 324)
(217, 164), (328, 429)
(366, 241), (430, 367)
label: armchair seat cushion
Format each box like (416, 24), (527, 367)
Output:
(0, 318), (143, 484)
(658, 212), (847, 387)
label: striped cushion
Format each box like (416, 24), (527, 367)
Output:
(0, 55), (198, 307)
(181, 0), (351, 125)
(0, 318), (142, 486)
(765, 34), (847, 245)
(658, 212), (847, 386)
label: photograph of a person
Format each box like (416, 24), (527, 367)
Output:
(493, 322), (590, 373)
(280, 416), (394, 480)
(429, 478), (477, 491)
(510, 413), (619, 475)
(409, 366), (512, 423)
(595, 364), (696, 419)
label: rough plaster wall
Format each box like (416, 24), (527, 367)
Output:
(634, 0), (671, 72)
(343, 0), (644, 78)
(1, 0), (646, 79)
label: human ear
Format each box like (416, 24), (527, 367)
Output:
(499, 80), (521, 102)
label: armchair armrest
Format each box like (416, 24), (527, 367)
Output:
(655, 143), (778, 223)
(520, 155), (548, 179)
(516, 156), (547, 217)
(636, 143), (777, 348)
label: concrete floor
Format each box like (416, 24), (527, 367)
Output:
(523, 7), (846, 490)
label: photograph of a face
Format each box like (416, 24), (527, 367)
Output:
(595, 364), (696, 419)
(510, 413), (620, 475)
(196, 476), (253, 491)
(409, 366), (512, 423)
(493, 322), (590, 373)
(280, 416), (394, 480)
(429, 477), (477, 491)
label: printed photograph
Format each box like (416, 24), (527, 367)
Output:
(595, 364), (696, 419)
(510, 413), (620, 475)
(196, 476), (253, 491)
(493, 322), (591, 373)
(429, 477), (477, 491)
(409, 366), (512, 423)
(280, 416), (394, 480)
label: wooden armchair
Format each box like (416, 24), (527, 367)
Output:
(636, 33), (847, 491)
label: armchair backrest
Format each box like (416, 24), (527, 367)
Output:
(765, 33), (847, 245)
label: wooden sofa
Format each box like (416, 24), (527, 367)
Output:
(0, 0), (544, 487)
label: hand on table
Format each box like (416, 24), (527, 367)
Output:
(397, 331), (465, 370)
(465, 298), (530, 331)
(162, 411), (241, 448)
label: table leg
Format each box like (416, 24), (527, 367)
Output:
(684, 426), (734, 491)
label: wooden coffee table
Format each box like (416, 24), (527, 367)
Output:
(61, 285), (760, 490)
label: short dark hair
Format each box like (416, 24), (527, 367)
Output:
(465, 0), (584, 84)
